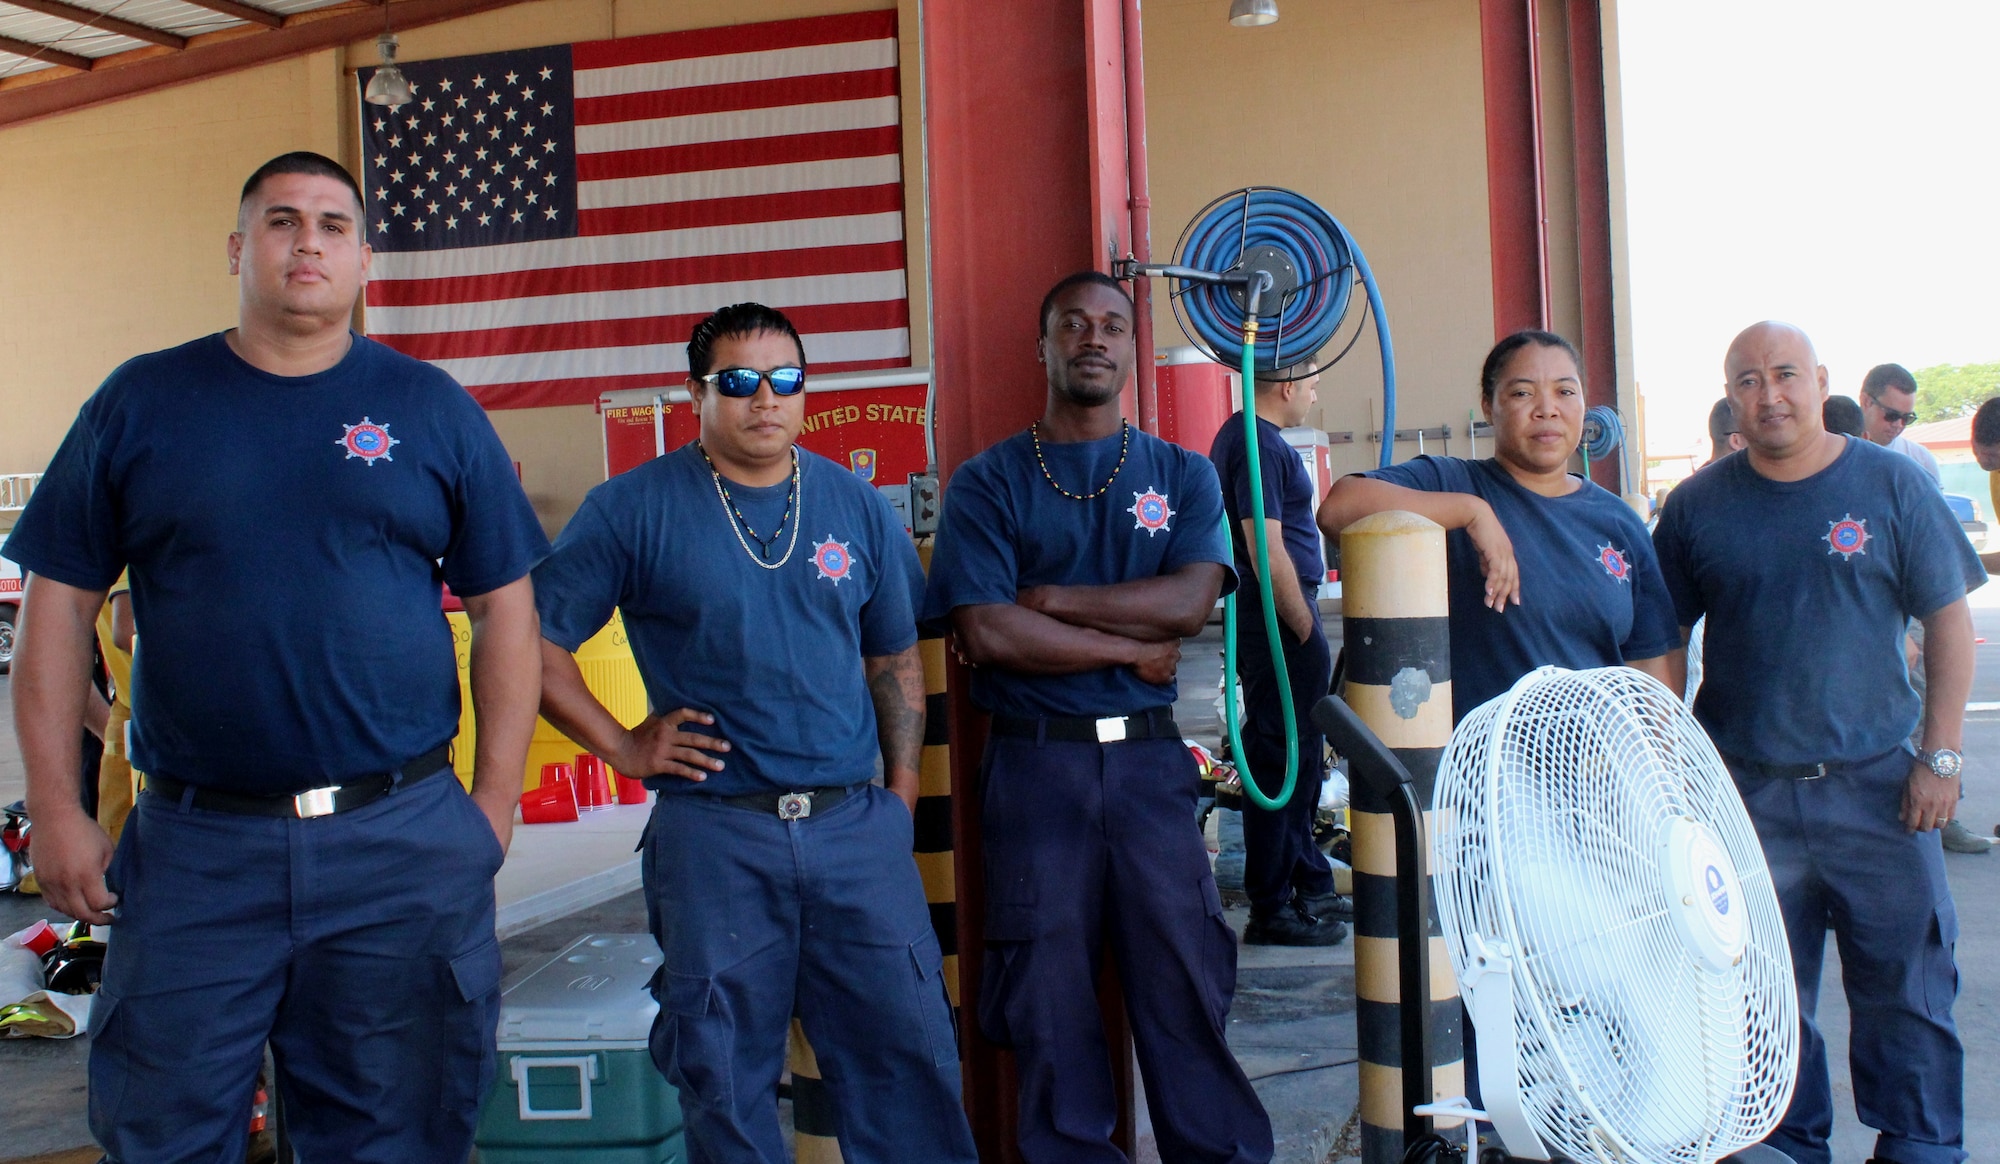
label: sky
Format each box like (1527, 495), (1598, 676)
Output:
(1618, 0), (2000, 461)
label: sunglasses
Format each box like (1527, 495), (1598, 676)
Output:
(1868, 396), (1919, 425)
(699, 366), (807, 398)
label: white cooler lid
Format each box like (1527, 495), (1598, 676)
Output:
(498, 933), (662, 1046)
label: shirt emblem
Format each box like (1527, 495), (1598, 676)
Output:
(337, 417), (400, 466)
(1825, 514), (1870, 560)
(813, 536), (854, 585)
(1595, 543), (1630, 583)
(1130, 487), (1175, 536)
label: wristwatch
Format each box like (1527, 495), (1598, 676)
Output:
(1916, 747), (1964, 779)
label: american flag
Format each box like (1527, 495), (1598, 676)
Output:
(357, 12), (911, 410)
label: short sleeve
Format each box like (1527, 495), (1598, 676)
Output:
(1650, 493), (1704, 629)
(440, 387), (550, 597)
(1617, 516), (1681, 659)
(1896, 473), (1985, 619)
(2, 388), (125, 592)
(533, 495), (628, 653)
(859, 488), (924, 657)
(1358, 455), (1452, 494)
(1162, 452), (1238, 595)
(921, 461), (1021, 630)
(1220, 423), (1288, 527)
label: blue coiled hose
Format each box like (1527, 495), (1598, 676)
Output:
(1163, 188), (1401, 813)
(1580, 404), (1625, 489)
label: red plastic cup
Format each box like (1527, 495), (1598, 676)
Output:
(17, 919), (59, 958)
(614, 768), (649, 805)
(575, 753), (614, 811)
(540, 762), (575, 795)
(519, 777), (579, 824)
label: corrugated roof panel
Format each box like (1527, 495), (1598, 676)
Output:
(0, 50), (58, 78)
(259, 0), (359, 15)
(39, 0), (243, 36)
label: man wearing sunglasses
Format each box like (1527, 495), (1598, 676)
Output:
(531, 303), (977, 1164)
(1861, 363), (1943, 486)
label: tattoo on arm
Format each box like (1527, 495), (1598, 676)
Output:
(866, 647), (926, 775)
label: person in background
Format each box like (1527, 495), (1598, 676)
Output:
(1209, 358), (1347, 947)
(1709, 396), (1746, 463)
(1971, 396), (2000, 576)
(1654, 321), (1975, 1164)
(1824, 395), (1867, 439)
(1860, 362), (1942, 485)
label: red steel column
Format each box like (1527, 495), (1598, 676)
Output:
(924, 1), (1138, 1157)
(1479, 0), (1552, 337)
(1567, 0), (1621, 493)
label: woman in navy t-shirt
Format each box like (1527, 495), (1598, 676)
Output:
(1316, 330), (1680, 722)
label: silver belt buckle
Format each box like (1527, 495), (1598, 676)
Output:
(1801, 763), (1828, 781)
(293, 786), (340, 818)
(1095, 716), (1129, 744)
(777, 792), (813, 820)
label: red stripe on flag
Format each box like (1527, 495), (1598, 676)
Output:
(367, 241), (907, 308)
(469, 355), (913, 411)
(572, 10), (896, 71)
(382, 299), (909, 362)
(576, 68), (896, 126)
(578, 126), (899, 181)
(579, 184), (902, 236)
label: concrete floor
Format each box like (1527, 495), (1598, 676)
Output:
(4, 596), (1999, 1162)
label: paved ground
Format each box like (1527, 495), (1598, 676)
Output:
(3, 596), (1998, 1162)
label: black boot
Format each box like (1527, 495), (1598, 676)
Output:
(1296, 888), (1354, 921)
(1244, 902), (1348, 946)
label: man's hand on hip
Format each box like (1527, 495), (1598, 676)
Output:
(1901, 763), (1959, 834)
(616, 708), (732, 783)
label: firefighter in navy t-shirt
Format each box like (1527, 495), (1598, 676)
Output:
(1319, 331), (1680, 721)
(924, 272), (1274, 1164)
(1653, 321), (1979, 1164)
(5, 153), (548, 1162)
(532, 304), (977, 1164)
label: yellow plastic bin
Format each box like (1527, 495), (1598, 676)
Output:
(445, 611), (648, 793)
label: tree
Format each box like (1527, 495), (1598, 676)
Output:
(1912, 361), (2000, 422)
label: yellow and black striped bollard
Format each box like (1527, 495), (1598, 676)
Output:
(1338, 511), (1464, 1164)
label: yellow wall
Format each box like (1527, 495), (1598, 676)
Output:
(0, 0), (916, 538)
(1143, 0), (1498, 476)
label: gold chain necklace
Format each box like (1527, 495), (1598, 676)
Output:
(1031, 420), (1130, 501)
(699, 444), (802, 570)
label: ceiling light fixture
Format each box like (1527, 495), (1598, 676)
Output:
(1228, 0), (1279, 27)
(363, 29), (413, 107)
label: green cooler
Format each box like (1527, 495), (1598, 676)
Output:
(475, 933), (685, 1164)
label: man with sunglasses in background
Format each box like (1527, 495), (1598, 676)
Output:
(531, 303), (977, 1164)
(1861, 363), (1942, 486)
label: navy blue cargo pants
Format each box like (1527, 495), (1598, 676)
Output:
(1729, 748), (1965, 1164)
(978, 732), (1274, 1164)
(640, 783), (977, 1164)
(1233, 596), (1336, 919)
(92, 767), (504, 1164)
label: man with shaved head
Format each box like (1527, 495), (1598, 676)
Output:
(1652, 322), (1977, 1164)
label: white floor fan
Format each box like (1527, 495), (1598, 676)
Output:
(1315, 666), (1799, 1164)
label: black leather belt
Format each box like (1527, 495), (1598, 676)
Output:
(1722, 748), (1900, 782)
(719, 784), (859, 820)
(145, 744), (453, 819)
(990, 706), (1180, 744)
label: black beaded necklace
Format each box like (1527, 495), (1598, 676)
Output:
(698, 443), (801, 567)
(1031, 420), (1130, 501)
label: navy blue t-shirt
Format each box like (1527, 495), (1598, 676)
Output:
(1209, 413), (1326, 597)
(534, 443), (924, 796)
(2, 332), (548, 793)
(1362, 456), (1679, 722)
(1652, 436), (1983, 765)
(921, 425), (1236, 717)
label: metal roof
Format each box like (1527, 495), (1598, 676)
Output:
(0, 0), (355, 80)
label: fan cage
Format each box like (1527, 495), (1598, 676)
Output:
(1432, 666), (1798, 1164)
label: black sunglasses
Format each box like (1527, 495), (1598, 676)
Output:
(1867, 396), (1918, 425)
(699, 366), (807, 398)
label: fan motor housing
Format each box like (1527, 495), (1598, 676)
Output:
(1656, 815), (1747, 973)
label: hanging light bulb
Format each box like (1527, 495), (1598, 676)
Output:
(1228, 0), (1279, 27)
(364, 32), (414, 107)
